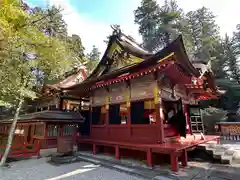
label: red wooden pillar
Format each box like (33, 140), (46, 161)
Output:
(105, 96), (110, 139)
(146, 148), (153, 167)
(105, 96), (110, 125)
(93, 144), (97, 155)
(183, 104), (192, 134)
(154, 72), (164, 144)
(126, 81), (131, 138)
(170, 152), (179, 172)
(181, 149), (188, 167)
(115, 145), (120, 160)
(43, 122), (48, 149)
(155, 86), (164, 143)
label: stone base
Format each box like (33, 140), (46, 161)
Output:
(50, 152), (78, 165)
(40, 148), (57, 157)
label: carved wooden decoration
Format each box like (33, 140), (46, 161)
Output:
(130, 75), (157, 101)
(92, 88), (108, 106)
(173, 84), (187, 100)
(109, 82), (125, 104)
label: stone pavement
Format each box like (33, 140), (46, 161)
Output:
(76, 151), (240, 180)
(0, 157), (144, 180)
(1, 150), (240, 180)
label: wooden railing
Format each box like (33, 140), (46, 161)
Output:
(216, 122), (240, 140)
(0, 141), (41, 159)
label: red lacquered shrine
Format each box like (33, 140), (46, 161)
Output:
(66, 31), (221, 171)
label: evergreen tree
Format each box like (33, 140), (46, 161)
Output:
(135, 0), (184, 51)
(86, 45), (101, 74)
(32, 5), (68, 39)
(134, 0), (160, 51)
(210, 39), (228, 79)
(224, 35), (240, 83)
(185, 7), (220, 62)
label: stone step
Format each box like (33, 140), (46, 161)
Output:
(204, 144), (234, 165)
(224, 149), (236, 156)
(221, 155), (233, 164)
(232, 152), (240, 164)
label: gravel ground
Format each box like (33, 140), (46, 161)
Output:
(0, 158), (144, 180)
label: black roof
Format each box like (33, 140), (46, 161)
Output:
(1, 110), (85, 123)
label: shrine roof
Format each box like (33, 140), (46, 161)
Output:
(0, 110), (85, 123)
(65, 35), (200, 92)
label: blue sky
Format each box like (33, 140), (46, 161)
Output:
(26, 0), (240, 56)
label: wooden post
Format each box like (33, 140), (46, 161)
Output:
(44, 123), (48, 149)
(146, 148), (153, 167)
(36, 140), (41, 158)
(183, 104), (192, 134)
(93, 144), (97, 155)
(126, 81), (131, 138)
(154, 72), (164, 144)
(181, 149), (188, 167)
(115, 145), (120, 160)
(105, 96), (110, 125)
(154, 86), (164, 144)
(170, 152), (179, 172)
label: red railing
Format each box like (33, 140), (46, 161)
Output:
(0, 141), (41, 159)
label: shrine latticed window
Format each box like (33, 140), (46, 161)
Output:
(63, 124), (75, 136)
(47, 124), (60, 136)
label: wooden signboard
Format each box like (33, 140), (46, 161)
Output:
(130, 75), (157, 101)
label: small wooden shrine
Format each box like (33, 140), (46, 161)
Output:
(31, 67), (88, 112)
(0, 111), (85, 149)
(0, 67), (87, 153)
(66, 30), (221, 171)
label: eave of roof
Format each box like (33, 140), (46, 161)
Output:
(0, 110), (85, 123)
(86, 34), (153, 80)
(65, 35), (198, 92)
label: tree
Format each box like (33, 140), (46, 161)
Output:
(210, 39), (228, 79)
(134, 0), (183, 51)
(32, 5), (68, 39)
(0, 1), (75, 166)
(134, 0), (160, 51)
(86, 45), (101, 74)
(185, 7), (220, 62)
(224, 35), (240, 83)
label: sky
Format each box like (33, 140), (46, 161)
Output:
(26, 0), (240, 57)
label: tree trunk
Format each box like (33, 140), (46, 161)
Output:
(0, 98), (24, 166)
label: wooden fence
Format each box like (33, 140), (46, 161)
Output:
(216, 122), (240, 141)
(0, 141), (41, 159)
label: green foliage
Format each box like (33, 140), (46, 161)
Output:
(32, 5), (68, 39)
(134, 0), (183, 51)
(202, 107), (227, 134)
(86, 45), (101, 75)
(185, 7), (220, 62)
(0, 0), (76, 106)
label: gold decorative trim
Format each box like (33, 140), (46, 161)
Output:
(157, 52), (175, 63)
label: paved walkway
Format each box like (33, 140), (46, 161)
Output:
(76, 151), (240, 180)
(0, 158), (144, 180)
